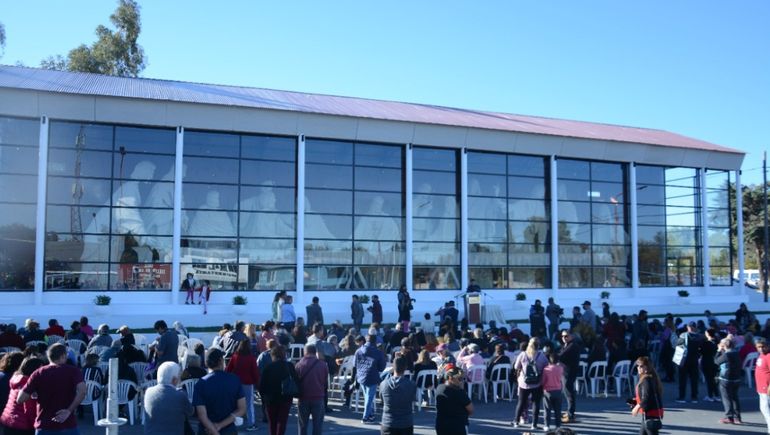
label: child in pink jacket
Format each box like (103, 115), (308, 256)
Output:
(541, 352), (564, 431)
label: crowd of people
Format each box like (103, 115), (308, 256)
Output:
(0, 298), (765, 435)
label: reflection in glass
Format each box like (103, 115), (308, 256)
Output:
(665, 167), (697, 187)
(558, 160), (589, 180)
(305, 139), (353, 165)
(559, 267), (591, 287)
(467, 267), (504, 289)
(413, 194), (457, 219)
(241, 135), (296, 161)
(413, 171), (456, 195)
(468, 243), (506, 265)
(0, 202), (35, 289)
(355, 192), (402, 217)
(184, 184), (237, 210)
(0, 146), (40, 174)
(305, 214), (351, 239)
(413, 266), (460, 290)
(508, 177), (548, 199)
(412, 148), (457, 171)
(467, 197), (505, 220)
(246, 264), (295, 290)
(115, 127), (176, 155)
(110, 263), (172, 290)
(508, 155), (546, 177)
(509, 267), (549, 288)
(241, 185), (294, 213)
(45, 263), (109, 290)
(508, 244), (550, 265)
(304, 240), (352, 264)
(305, 190), (352, 214)
(181, 263), (245, 290)
(355, 167), (401, 192)
(305, 164), (352, 189)
(412, 242), (459, 265)
(1, 174), (38, 203)
(354, 242), (405, 265)
(637, 205), (666, 226)
(49, 122), (112, 150)
(240, 212), (294, 238)
(241, 160), (295, 187)
(468, 153), (505, 174)
(111, 235), (172, 263)
(47, 177), (110, 206)
(468, 174), (505, 197)
(468, 220), (506, 243)
(355, 143), (402, 168)
(184, 131), (239, 157)
(181, 239), (238, 263)
(240, 239), (296, 264)
(183, 157), (239, 184)
(354, 215), (402, 241)
(414, 218), (458, 242)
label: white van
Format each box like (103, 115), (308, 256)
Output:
(734, 269), (761, 288)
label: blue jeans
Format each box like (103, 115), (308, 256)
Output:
(36, 429), (81, 435)
(363, 383), (377, 420)
(242, 384), (255, 427)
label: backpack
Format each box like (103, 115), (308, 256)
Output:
(523, 353), (542, 384)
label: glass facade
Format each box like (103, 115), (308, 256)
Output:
(304, 139), (404, 290)
(637, 165), (703, 286)
(413, 147), (460, 290)
(557, 159), (630, 288)
(182, 131), (297, 290)
(0, 116), (39, 290)
(706, 170), (732, 286)
(467, 152), (551, 289)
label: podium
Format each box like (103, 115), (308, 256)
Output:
(464, 293), (482, 324)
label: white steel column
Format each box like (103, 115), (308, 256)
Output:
(736, 170), (745, 289)
(33, 116), (49, 304)
(701, 168), (711, 288)
(405, 144), (413, 291)
(550, 156), (559, 292)
(460, 149), (469, 291)
(629, 163), (639, 291)
(171, 127), (184, 304)
(296, 135), (306, 298)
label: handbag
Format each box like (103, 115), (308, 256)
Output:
(671, 333), (688, 367)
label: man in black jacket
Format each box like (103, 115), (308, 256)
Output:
(675, 321), (704, 403)
(559, 331), (581, 423)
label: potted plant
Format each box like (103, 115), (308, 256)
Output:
(232, 295), (248, 315)
(359, 295), (370, 304)
(677, 290), (689, 304)
(93, 294), (111, 315)
(515, 292), (527, 308)
(600, 291), (611, 300)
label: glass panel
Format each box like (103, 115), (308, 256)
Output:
(413, 194), (457, 219)
(413, 242), (460, 265)
(665, 167), (697, 187)
(241, 186), (295, 213)
(240, 160), (295, 187)
(592, 245), (630, 266)
(559, 267), (591, 287)
(557, 179), (590, 201)
(113, 153), (174, 181)
(183, 131), (239, 157)
(110, 263), (172, 290)
(355, 167), (401, 192)
(1, 174), (38, 202)
(468, 174), (506, 197)
(414, 218), (459, 242)
(356, 143), (402, 168)
(557, 159), (589, 180)
(592, 202), (625, 225)
(591, 162), (624, 182)
(508, 155), (546, 177)
(666, 266), (702, 286)
(467, 197), (506, 220)
(239, 213), (295, 238)
(304, 240), (352, 264)
(183, 211), (237, 237)
(592, 224), (629, 245)
(708, 228), (729, 246)
(710, 266), (731, 286)
(468, 243), (506, 265)
(666, 207), (700, 227)
(303, 265), (353, 290)
(305, 215), (351, 239)
(706, 190), (729, 209)
(468, 152), (505, 174)
(635, 166), (665, 186)
(413, 266), (461, 290)
(305, 164), (352, 189)
(0, 117), (38, 146)
(183, 185), (238, 210)
(509, 199), (548, 221)
(666, 186), (699, 208)
(558, 245), (591, 266)
(180, 263), (245, 290)
(592, 267), (630, 287)
(706, 170), (730, 190)
(353, 241), (405, 265)
(44, 263), (109, 290)
(305, 189), (352, 214)
(239, 239), (296, 264)
(508, 221), (549, 246)
(305, 139), (353, 164)
(241, 135), (296, 161)
(47, 177), (111, 206)
(413, 148), (457, 171)
(637, 204), (666, 226)
(590, 182), (624, 203)
(355, 192), (402, 217)
(244, 264), (296, 290)
(509, 267), (549, 289)
(183, 156), (239, 184)
(1, 145), (38, 174)
(353, 216), (403, 240)
(508, 177), (548, 199)
(0, 204), (36, 233)
(666, 227), (697, 246)
(111, 235), (173, 263)
(508, 244), (550, 265)
(180, 239), (238, 263)
(559, 223), (591, 244)
(557, 201), (590, 223)
(0, 230), (35, 289)
(637, 226), (665, 245)
(115, 127), (176, 155)
(708, 208), (730, 227)
(709, 247), (730, 266)
(413, 170), (456, 195)
(49, 122), (112, 150)
(466, 267), (504, 289)
(636, 184), (664, 205)
(468, 220), (506, 243)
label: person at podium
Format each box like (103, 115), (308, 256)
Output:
(466, 279), (481, 293)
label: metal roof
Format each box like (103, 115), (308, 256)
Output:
(0, 65), (741, 155)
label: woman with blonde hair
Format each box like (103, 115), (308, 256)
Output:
(631, 356), (664, 435)
(424, 333), (439, 352)
(244, 323), (263, 356)
(512, 337), (547, 429)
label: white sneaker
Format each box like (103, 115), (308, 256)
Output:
(544, 425), (551, 431)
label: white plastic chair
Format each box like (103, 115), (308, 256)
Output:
(115, 380), (139, 425)
(88, 345), (109, 356)
(179, 378), (197, 403)
(465, 364), (487, 403)
(185, 337), (204, 351)
(80, 380), (103, 426)
(129, 362), (149, 382)
(744, 352), (759, 389)
(26, 340), (47, 350)
(575, 361), (588, 396)
(0, 346), (21, 354)
(587, 361), (608, 398)
(489, 364), (512, 402)
(289, 343), (305, 362)
(67, 339), (87, 354)
(47, 335), (65, 346)
(611, 360), (631, 397)
(330, 356), (355, 399)
(414, 369), (438, 410)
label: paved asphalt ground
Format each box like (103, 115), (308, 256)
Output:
(78, 378), (765, 435)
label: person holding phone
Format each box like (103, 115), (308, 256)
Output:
(631, 356), (664, 435)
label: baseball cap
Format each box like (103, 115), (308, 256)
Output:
(582, 300), (591, 306)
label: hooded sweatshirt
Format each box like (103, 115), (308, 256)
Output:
(379, 374), (417, 429)
(0, 374), (36, 430)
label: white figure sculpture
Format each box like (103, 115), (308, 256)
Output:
(188, 190), (235, 237)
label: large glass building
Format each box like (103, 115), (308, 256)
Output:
(0, 66), (747, 325)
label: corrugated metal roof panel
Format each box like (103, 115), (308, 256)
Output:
(0, 65), (742, 155)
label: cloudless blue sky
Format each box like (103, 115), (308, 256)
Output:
(3, 1), (769, 184)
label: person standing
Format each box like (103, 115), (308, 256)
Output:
(380, 356), (416, 435)
(351, 295), (364, 334)
(675, 322), (703, 403)
(281, 296), (297, 332)
(545, 298), (563, 340)
(542, 352), (564, 431)
(17, 344), (86, 435)
(754, 337), (770, 432)
(715, 336), (742, 424)
(355, 335), (387, 424)
(143, 361), (194, 435)
(581, 301), (596, 333)
(306, 296), (324, 329)
(0, 356), (45, 435)
(559, 331), (580, 424)
(435, 366), (473, 435)
(181, 272), (198, 304)
(368, 295), (383, 325)
(513, 338), (548, 430)
(529, 300), (546, 339)
(193, 348), (246, 435)
(701, 328), (719, 402)
(259, 346), (297, 435)
(226, 340), (261, 432)
(295, 344), (329, 435)
(153, 320), (179, 365)
(198, 280), (212, 314)
(221, 321), (248, 358)
(631, 356), (664, 435)
(397, 286), (414, 331)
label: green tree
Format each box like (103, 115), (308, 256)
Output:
(736, 183), (769, 287)
(41, 0), (145, 77)
(0, 21), (6, 58)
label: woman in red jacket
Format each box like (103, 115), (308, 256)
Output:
(631, 356), (665, 435)
(226, 339), (261, 432)
(0, 356), (45, 435)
